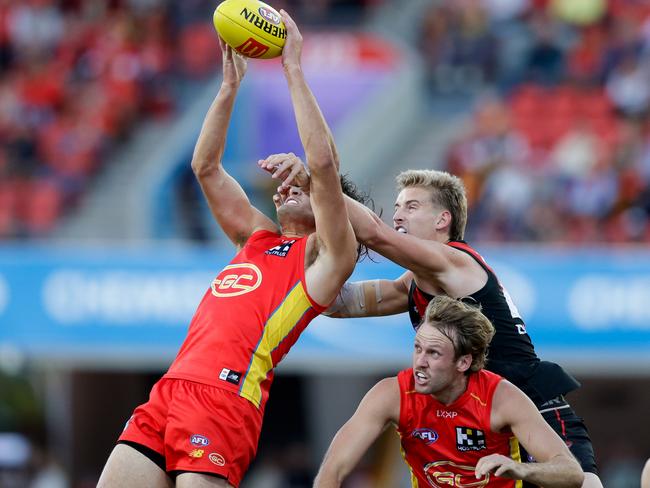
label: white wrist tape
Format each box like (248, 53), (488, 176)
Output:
(323, 280), (383, 317)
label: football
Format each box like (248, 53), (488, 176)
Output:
(213, 0), (286, 59)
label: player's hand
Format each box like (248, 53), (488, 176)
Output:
(219, 36), (247, 86)
(475, 454), (527, 480)
(280, 9), (302, 70)
(258, 153), (310, 192)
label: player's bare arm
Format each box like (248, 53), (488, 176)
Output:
(313, 377), (399, 488)
(279, 167), (459, 280)
(482, 380), (584, 488)
(279, 10), (357, 306)
(323, 272), (411, 318)
(259, 154), (485, 297)
(191, 38), (277, 249)
(259, 155), (411, 317)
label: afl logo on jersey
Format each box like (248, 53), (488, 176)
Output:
(211, 264), (262, 297)
(412, 428), (438, 445)
(424, 460), (489, 487)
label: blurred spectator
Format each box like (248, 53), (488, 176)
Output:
(0, 0), (221, 239)
(0, 0), (381, 240)
(605, 54), (650, 117)
(419, 0), (497, 92)
(524, 10), (567, 85)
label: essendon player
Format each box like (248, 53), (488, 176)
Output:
(270, 165), (602, 487)
(98, 11), (360, 488)
(314, 296), (584, 488)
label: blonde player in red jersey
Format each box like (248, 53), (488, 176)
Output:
(97, 10), (359, 488)
(314, 296), (584, 488)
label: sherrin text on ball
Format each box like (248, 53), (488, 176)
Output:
(213, 0), (286, 59)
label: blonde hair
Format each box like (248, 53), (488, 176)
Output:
(396, 170), (467, 241)
(422, 295), (495, 373)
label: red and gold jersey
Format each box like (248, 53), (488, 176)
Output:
(165, 230), (325, 410)
(397, 369), (522, 488)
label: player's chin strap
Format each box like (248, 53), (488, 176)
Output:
(323, 280), (382, 317)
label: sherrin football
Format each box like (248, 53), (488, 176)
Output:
(213, 0), (286, 59)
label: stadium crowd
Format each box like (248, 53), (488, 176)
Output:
(0, 0), (380, 240)
(420, 0), (650, 243)
(0, 0), (226, 238)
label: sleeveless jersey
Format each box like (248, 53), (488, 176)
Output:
(397, 368), (521, 488)
(165, 230), (325, 410)
(407, 241), (580, 404)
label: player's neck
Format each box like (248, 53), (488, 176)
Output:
(280, 224), (313, 238)
(427, 229), (450, 244)
(432, 375), (468, 405)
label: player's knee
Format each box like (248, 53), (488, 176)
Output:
(176, 472), (234, 487)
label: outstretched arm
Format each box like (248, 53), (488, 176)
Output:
(479, 381), (584, 488)
(191, 39), (277, 248)
(280, 10), (357, 306)
(324, 272), (411, 318)
(314, 377), (399, 488)
(258, 155), (458, 279)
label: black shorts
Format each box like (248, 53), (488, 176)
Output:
(520, 395), (598, 478)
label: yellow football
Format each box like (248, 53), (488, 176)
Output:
(213, 0), (286, 59)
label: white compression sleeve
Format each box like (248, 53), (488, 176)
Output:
(323, 280), (383, 317)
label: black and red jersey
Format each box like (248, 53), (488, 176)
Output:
(407, 240), (580, 404)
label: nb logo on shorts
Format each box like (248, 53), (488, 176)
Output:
(211, 264), (262, 297)
(188, 449), (204, 458)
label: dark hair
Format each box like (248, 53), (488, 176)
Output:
(340, 173), (372, 262)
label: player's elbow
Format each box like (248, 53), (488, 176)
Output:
(568, 473), (584, 488)
(191, 156), (219, 179)
(563, 459), (584, 488)
(305, 147), (336, 173)
(314, 459), (348, 487)
(358, 215), (385, 248)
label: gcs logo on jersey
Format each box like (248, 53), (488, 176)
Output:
(424, 460), (489, 487)
(211, 264), (262, 297)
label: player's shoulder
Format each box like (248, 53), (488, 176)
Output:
(370, 376), (398, 396)
(365, 376), (400, 422)
(490, 379), (536, 427)
(492, 378), (520, 399)
(366, 376), (400, 406)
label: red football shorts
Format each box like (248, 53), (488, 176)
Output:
(118, 377), (263, 487)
